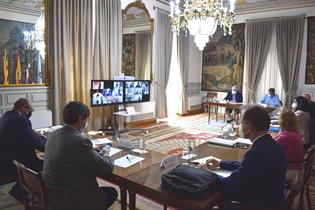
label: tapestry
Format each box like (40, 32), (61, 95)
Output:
(0, 19), (44, 85)
(202, 23), (245, 91)
(122, 34), (135, 77)
(306, 16), (315, 84)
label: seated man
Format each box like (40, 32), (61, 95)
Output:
(0, 98), (47, 202)
(260, 88), (281, 108)
(205, 105), (286, 209)
(223, 85), (243, 123)
(43, 101), (117, 210)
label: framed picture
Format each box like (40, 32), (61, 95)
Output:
(305, 16), (315, 84)
(202, 23), (245, 92)
(122, 34), (136, 77)
(0, 0), (48, 86)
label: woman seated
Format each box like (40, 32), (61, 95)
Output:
(275, 110), (304, 169)
(292, 96), (311, 150)
(275, 110), (304, 182)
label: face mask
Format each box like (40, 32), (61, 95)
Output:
(232, 90), (237, 94)
(80, 120), (88, 135)
(292, 102), (298, 109)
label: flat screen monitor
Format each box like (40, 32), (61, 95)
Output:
(125, 80), (150, 103)
(90, 80), (124, 106)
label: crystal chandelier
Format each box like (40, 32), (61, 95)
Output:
(23, 9), (45, 58)
(170, 0), (235, 51)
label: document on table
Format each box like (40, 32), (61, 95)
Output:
(108, 147), (122, 157)
(91, 138), (113, 148)
(190, 156), (213, 165)
(114, 154), (144, 168)
(190, 156), (232, 178)
(181, 153), (197, 160)
(132, 149), (148, 154)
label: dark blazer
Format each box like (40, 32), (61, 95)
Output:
(224, 91), (243, 102)
(43, 125), (115, 210)
(219, 134), (286, 208)
(0, 110), (46, 176)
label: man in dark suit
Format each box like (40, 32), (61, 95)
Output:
(205, 105), (286, 209)
(223, 85), (243, 123)
(43, 101), (117, 210)
(0, 98), (47, 201)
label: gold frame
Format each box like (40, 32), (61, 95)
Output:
(0, 0), (49, 87)
(122, 0), (154, 81)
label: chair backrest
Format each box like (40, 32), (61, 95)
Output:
(12, 160), (48, 208)
(207, 92), (218, 101)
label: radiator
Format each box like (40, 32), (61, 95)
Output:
(187, 95), (203, 111)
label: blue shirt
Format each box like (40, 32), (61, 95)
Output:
(260, 94), (280, 107)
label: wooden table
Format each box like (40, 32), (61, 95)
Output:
(97, 142), (166, 210)
(125, 143), (248, 210)
(207, 102), (276, 124)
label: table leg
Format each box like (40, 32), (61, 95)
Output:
(216, 105), (219, 122)
(208, 104), (211, 124)
(120, 186), (127, 210)
(129, 190), (136, 210)
(164, 204), (168, 210)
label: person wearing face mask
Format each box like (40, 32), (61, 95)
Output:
(203, 106), (286, 209)
(223, 85), (243, 123)
(292, 96), (311, 150)
(260, 88), (281, 108)
(0, 98), (47, 202)
(43, 101), (117, 210)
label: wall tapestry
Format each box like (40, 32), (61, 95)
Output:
(122, 34), (135, 77)
(306, 16), (315, 84)
(0, 19), (44, 85)
(202, 23), (245, 92)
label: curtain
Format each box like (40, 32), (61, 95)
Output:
(53, 0), (93, 123)
(256, 30), (285, 104)
(275, 16), (304, 107)
(177, 33), (189, 115)
(135, 31), (151, 80)
(92, 0), (122, 129)
(244, 19), (274, 103)
(155, 8), (173, 118)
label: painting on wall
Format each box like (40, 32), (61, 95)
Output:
(306, 16), (315, 84)
(122, 34), (136, 77)
(0, 19), (45, 85)
(202, 23), (245, 92)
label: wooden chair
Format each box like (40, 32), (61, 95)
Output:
(12, 160), (48, 210)
(202, 92), (218, 113)
(298, 145), (315, 210)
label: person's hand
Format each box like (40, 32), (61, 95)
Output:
(205, 157), (221, 169)
(34, 130), (41, 136)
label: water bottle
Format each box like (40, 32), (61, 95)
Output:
(114, 130), (120, 142)
(139, 134), (145, 151)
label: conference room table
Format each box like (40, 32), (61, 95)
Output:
(96, 141), (166, 210)
(207, 101), (276, 124)
(124, 143), (248, 210)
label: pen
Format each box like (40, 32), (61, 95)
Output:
(126, 156), (131, 163)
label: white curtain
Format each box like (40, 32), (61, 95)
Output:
(155, 8), (173, 119)
(256, 30), (285, 103)
(53, 0), (121, 129)
(92, 0), (122, 129)
(135, 31), (151, 80)
(53, 0), (93, 123)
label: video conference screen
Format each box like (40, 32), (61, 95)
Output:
(125, 80), (150, 103)
(91, 80), (124, 106)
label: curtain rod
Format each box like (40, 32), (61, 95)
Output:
(246, 14), (306, 22)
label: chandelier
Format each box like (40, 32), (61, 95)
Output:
(170, 0), (235, 51)
(23, 9), (45, 58)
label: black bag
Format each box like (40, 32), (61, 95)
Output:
(161, 164), (220, 198)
